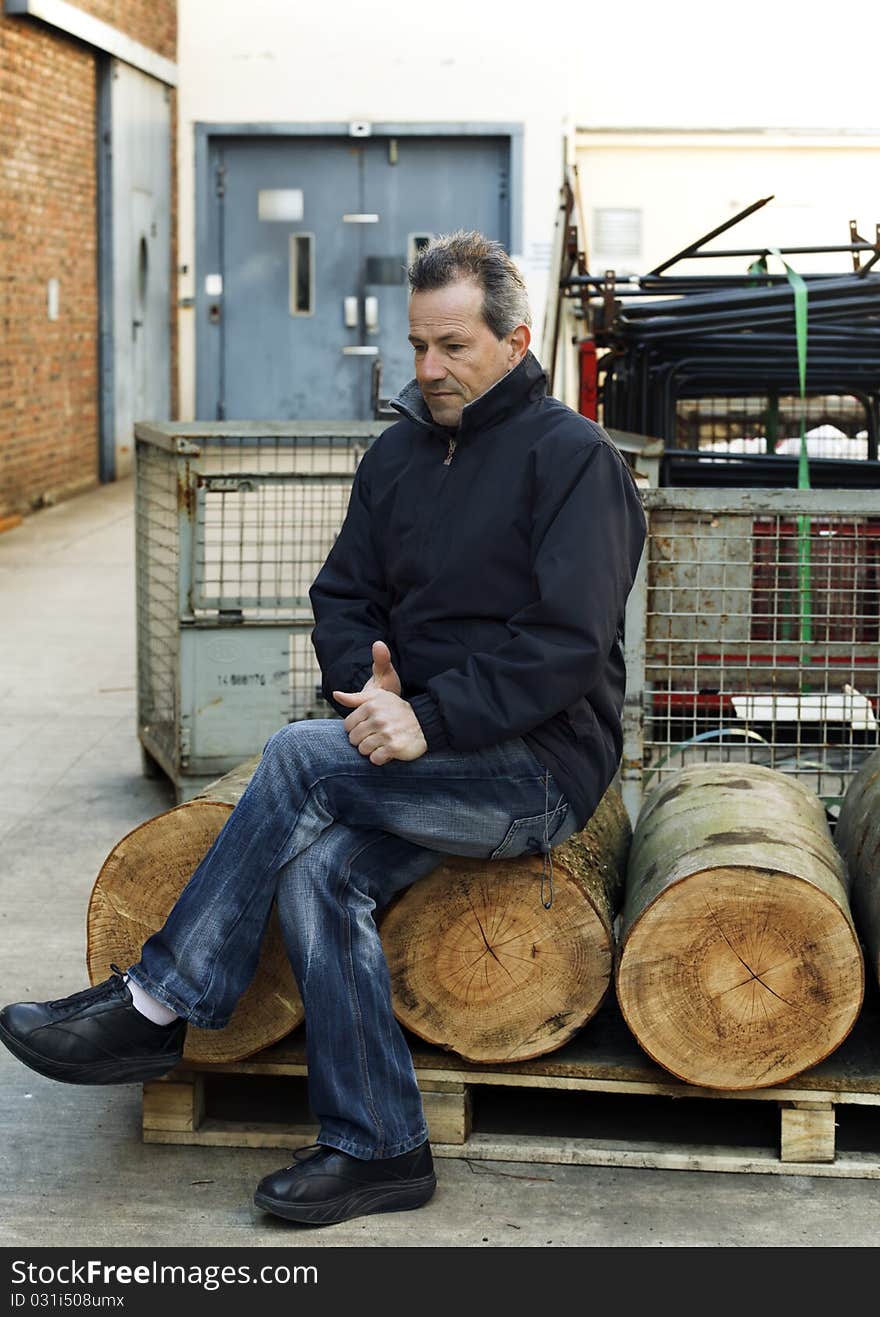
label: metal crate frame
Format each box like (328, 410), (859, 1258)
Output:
(135, 421), (385, 800)
(621, 487), (880, 824)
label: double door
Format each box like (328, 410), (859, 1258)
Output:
(198, 133), (511, 419)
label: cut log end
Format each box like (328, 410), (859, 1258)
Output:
(617, 866), (865, 1090)
(381, 855), (615, 1065)
(86, 801), (304, 1064)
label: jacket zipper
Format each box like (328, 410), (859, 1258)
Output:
(443, 437), (457, 466)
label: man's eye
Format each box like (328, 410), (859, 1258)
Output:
(448, 344), (464, 352)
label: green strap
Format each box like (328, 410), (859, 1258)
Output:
(768, 248), (811, 647)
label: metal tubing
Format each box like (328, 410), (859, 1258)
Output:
(669, 242), (879, 260)
(647, 195), (774, 276)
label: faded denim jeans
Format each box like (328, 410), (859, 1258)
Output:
(128, 719), (576, 1160)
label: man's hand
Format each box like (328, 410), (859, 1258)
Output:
(361, 640), (401, 697)
(333, 687), (427, 765)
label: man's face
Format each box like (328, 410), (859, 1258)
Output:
(408, 279), (527, 427)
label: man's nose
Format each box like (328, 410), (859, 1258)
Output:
(417, 348), (447, 381)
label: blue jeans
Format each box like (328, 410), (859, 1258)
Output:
(128, 719), (576, 1160)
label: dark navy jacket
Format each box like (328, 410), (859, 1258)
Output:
(309, 351), (646, 830)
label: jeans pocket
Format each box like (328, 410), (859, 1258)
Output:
(490, 802), (570, 860)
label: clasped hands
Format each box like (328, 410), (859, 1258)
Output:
(333, 640), (428, 766)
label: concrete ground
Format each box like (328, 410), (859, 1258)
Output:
(1, 478), (879, 1249)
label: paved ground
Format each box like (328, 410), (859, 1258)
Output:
(1, 478), (879, 1249)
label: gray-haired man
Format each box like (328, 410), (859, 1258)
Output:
(0, 232), (645, 1226)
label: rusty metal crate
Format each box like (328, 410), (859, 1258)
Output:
(621, 488), (880, 823)
(134, 421), (384, 800)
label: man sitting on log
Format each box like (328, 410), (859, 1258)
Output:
(0, 231), (646, 1226)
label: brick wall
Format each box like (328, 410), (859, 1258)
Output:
(0, 4), (176, 519)
(76, 2), (176, 60)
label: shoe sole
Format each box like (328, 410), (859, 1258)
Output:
(253, 1173), (437, 1225)
(0, 1019), (181, 1085)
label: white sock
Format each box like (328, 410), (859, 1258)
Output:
(124, 973), (180, 1026)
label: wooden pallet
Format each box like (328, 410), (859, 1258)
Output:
(143, 993), (880, 1179)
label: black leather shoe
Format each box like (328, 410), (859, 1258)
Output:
(254, 1141), (436, 1225)
(0, 966), (186, 1085)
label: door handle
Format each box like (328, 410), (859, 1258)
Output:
(365, 296), (379, 333)
(342, 345), (379, 356)
(343, 296), (358, 328)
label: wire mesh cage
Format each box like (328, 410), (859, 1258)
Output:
(674, 393), (873, 459)
(135, 422), (384, 799)
(137, 426), (879, 818)
(622, 488), (880, 824)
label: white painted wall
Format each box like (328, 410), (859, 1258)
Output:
(177, 0), (574, 417)
(177, 0), (880, 418)
(576, 132), (880, 277)
(570, 0), (879, 132)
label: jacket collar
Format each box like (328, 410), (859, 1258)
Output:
(389, 350), (548, 438)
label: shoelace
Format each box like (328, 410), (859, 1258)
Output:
(47, 964), (126, 1010)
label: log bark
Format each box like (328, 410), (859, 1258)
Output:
(87, 755), (303, 1064)
(617, 763), (864, 1091)
(379, 789), (632, 1064)
(835, 748), (880, 987)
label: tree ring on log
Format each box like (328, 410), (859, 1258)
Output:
(616, 865), (864, 1090)
(380, 854), (615, 1064)
(86, 802), (303, 1063)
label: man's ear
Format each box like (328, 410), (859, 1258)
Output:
(507, 322), (531, 366)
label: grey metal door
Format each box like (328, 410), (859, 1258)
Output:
(107, 62), (171, 477)
(199, 134), (511, 420)
(131, 187), (157, 431)
(362, 135), (510, 408)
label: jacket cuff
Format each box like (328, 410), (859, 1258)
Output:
(409, 693), (451, 751)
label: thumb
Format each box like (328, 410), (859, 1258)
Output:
(372, 640), (392, 670)
(333, 689), (369, 706)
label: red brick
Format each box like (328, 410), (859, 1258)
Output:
(0, 3), (176, 518)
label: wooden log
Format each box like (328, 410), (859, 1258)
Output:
(835, 748), (880, 987)
(617, 763), (864, 1091)
(87, 755), (303, 1064)
(379, 789), (632, 1064)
